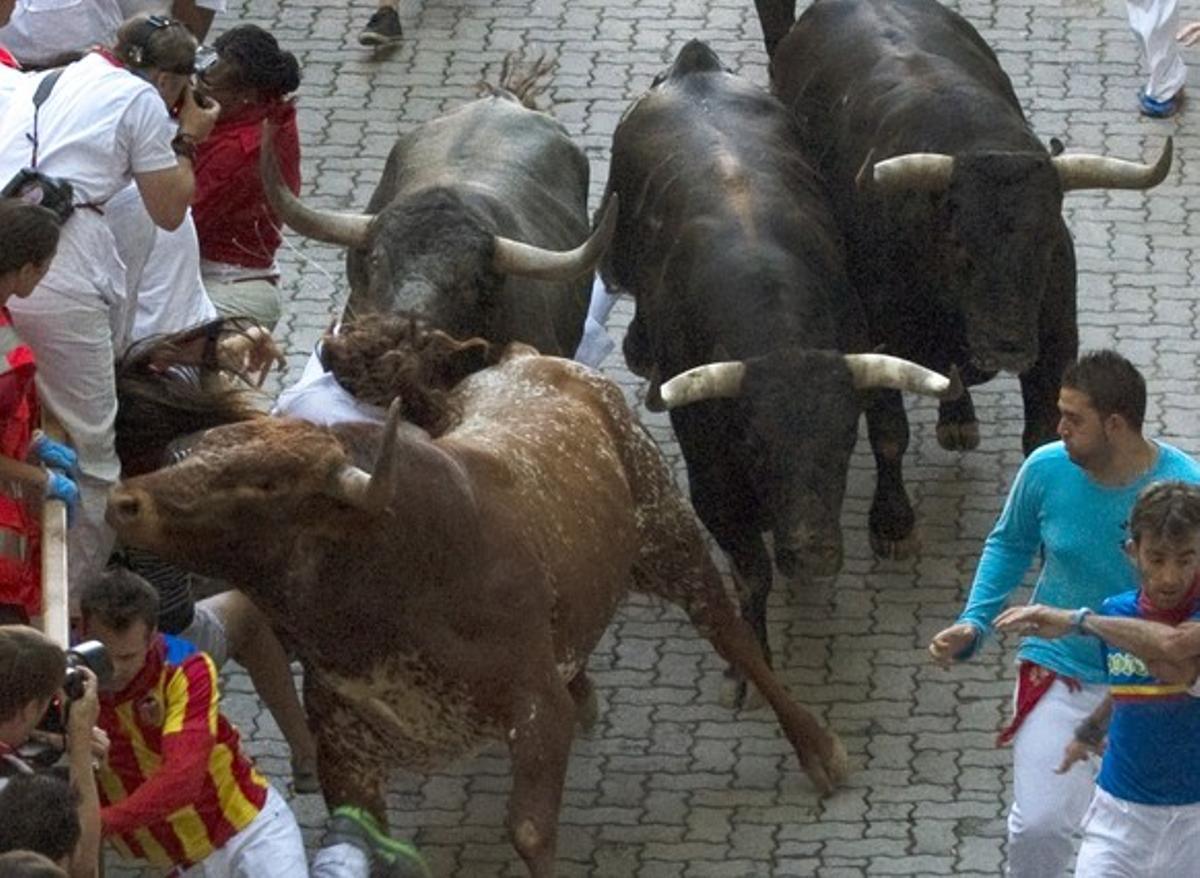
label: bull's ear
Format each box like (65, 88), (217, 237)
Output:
(1049, 138), (1066, 157)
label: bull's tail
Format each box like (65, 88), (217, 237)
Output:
(476, 51), (556, 110)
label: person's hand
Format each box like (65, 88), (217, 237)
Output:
(66, 667), (100, 743)
(1057, 735), (1104, 774)
(994, 605), (1075, 639)
(929, 622), (979, 668)
(89, 726), (110, 766)
(29, 430), (79, 475)
(44, 469), (80, 525)
(176, 84), (220, 143)
(1179, 21), (1200, 46)
(219, 326), (285, 387)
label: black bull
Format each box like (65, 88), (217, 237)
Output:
(600, 40), (960, 686)
(758, 0), (1172, 558)
(261, 81), (616, 357)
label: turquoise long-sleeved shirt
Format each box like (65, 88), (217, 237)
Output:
(957, 440), (1200, 683)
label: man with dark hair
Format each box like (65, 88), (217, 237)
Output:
(928, 349), (1200, 877)
(79, 569), (308, 877)
(0, 627), (101, 878)
(0, 773), (80, 869)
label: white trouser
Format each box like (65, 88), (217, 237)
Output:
(180, 786), (309, 878)
(1126, 0), (1186, 101)
(1075, 787), (1200, 877)
(205, 278), (283, 332)
(573, 274), (617, 369)
(1007, 678), (1107, 878)
(310, 843), (371, 878)
(7, 287), (120, 598)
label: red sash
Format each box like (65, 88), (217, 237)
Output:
(996, 661), (1081, 747)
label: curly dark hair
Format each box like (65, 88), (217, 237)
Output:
(213, 24), (301, 98)
(320, 314), (502, 435)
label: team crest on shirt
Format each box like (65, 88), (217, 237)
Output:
(136, 693), (164, 727)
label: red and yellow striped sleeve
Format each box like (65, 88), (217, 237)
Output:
(101, 655), (219, 837)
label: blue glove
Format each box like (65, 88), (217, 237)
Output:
(30, 431), (79, 475)
(44, 469), (79, 526)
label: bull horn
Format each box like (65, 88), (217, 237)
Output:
(659, 361), (747, 409)
(871, 153), (955, 193)
(492, 194), (619, 281)
(260, 122), (372, 249)
(329, 399), (404, 511)
(1053, 137), (1173, 192)
(844, 354), (963, 400)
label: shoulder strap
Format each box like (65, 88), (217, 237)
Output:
(32, 69), (64, 109)
(29, 68), (65, 168)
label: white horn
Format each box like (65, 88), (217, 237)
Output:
(872, 153), (956, 193)
(492, 194), (619, 281)
(1053, 137), (1173, 192)
(659, 361), (747, 409)
(329, 399), (404, 511)
(261, 122), (372, 249)
(844, 354), (963, 399)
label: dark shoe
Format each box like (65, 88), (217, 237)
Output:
(324, 806), (431, 877)
(359, 7), (403, 47)
(1138, 88), (1184, 118)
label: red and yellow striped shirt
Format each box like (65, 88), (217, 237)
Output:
(96, 636), (268, 868)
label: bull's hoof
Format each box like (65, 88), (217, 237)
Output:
(936, 419), (980, 451)
(719, 672), (766, 711)
(869, 528), (920, 561)
(803, 732), (850, 797)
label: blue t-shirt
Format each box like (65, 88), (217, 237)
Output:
(958, 441), (1200, 683)
(1096, 591), (1200, 805)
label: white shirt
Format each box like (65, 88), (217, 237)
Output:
(0, 53), (177, 317)
(106, 184), (217, 340)
(273, 350), (386, 427)
(0, 0), (124, 67)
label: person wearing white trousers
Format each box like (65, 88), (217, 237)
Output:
(1126, 0), (1187, 115)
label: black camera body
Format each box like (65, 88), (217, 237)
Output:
(63, 640), (113, 700)
(2, 167), (75, 225)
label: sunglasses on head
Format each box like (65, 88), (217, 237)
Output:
(126, 15), (197, 75)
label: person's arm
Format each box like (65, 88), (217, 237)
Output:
(1057, 693), (1112, 774)
(100, 656), (218, 836)
(996, 604), (1200, 664)
(0, 454), (50, 491)
(930, 460), (1045, 664)
(133, 87), (220, 232)
(65, 670), (102, 878)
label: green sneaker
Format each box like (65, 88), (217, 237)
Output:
(326, 806), (431, 878)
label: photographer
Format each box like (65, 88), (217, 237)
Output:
(0, 13), (219, 599)
(0, 626), (102, 878)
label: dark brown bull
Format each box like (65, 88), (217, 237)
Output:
(107, 341), (848, 877)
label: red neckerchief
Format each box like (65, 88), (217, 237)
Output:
(99, 634), (167, 708)
(1137, 574), (1200, 625)
(92, 47), (125, 69)
(996, 661), (1082, 747)
(0, 47), (20, 70)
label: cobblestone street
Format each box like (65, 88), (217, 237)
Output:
(104, 0), (1200, 874)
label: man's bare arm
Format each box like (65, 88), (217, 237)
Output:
(1081, 616), (1200, 664)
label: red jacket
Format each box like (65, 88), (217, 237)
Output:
(193, 100), (301, 271)
(0, 306), (40, 617)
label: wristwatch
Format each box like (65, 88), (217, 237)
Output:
(171, 130), (198, 162)
(1070, 606), (1093, 635)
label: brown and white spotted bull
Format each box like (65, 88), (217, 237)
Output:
(106, 342), (849, 877)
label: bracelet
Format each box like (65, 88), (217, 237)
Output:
(171, 130), (198, 162)
(1070, 606), (1093, 635)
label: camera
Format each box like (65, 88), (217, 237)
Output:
(63, 640), (113, 700)
(1, 167), (75, 225)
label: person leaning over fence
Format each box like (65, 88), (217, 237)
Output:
(928, 350), (1200, 878)
(0, 13), (219, 602)
(997, 481), (1200, 876)
(0, 200), (79, 625)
